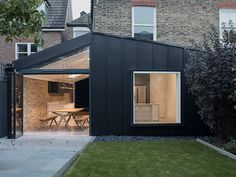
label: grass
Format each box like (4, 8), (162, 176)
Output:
(64, 140), (236, 177)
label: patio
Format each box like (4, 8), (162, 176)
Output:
(0, 132), (94, 177)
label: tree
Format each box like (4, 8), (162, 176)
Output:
(185, 24), (236, 140)
(0, 0), (45, 45)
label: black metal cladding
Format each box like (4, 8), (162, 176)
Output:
(0, 63), (7, 138)
(90, 33), (210, 136)
(10, 32), (210, 136)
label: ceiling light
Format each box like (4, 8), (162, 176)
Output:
(68, 74), (81, 79)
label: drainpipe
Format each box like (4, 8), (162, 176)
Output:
(90, 0), (94, 31)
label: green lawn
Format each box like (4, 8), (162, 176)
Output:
(64, 140), (236, 177)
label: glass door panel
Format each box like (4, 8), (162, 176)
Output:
(7, 72), (23, 138)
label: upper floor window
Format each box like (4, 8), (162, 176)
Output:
(132, 7), (156, 40)
(15, 43), (39, 60)
(219, 9), (236, 40)
(73, 27), (90, 38)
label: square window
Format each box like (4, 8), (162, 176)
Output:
(134, 7), (154, 24)
(133, 71), (181, 124)
(18, 53), (28, 59)
(17, 44), (27, 53)
(31, 44), (38, 53)
(134, 26), (154, 40)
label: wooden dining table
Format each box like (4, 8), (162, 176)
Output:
(51, 108), (85, 129)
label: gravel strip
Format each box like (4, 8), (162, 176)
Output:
(94, 136), (199, 142)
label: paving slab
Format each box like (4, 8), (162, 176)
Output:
(0, 132), (94, 177)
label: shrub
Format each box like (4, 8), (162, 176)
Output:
(185, 24), (236, 141)
(223, 138), (236, 154)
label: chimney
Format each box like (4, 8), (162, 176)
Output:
(80, 11), (87, 17)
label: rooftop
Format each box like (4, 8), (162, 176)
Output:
(43, 0), (69, 30)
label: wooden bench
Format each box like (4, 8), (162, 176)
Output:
(39, 116), (58, 127)
(74, 114), (89, 128)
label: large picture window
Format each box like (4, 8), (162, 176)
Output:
(133, 71), (181, 124)
(132, 7), (156, 40)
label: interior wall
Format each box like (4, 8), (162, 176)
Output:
(150, 74), (176, 122)
(23, 77), (73, 131)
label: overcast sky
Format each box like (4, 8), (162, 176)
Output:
(72, 0), (91, 19)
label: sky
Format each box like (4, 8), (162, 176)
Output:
(72, 0), (91, 19)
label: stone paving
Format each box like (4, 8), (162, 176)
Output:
(0, 132), (94, 177)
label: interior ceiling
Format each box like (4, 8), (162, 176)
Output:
(39, 49), (89, 69)
(24, 74), (89, 83)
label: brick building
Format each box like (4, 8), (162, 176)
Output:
(0, 0), (73, 64)
(93, 0), (236, 47)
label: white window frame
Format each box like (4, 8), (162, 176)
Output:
(15, 43), (39, 60)
(219, 9), (236, 39)
(133, 71), (181, 125)
(132, 7), (157, 40)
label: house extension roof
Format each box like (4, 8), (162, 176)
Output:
(43, 0), (69, 29)
(67, 12), (91, 28)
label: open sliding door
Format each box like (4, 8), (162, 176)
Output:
(7, 70), (23, 138)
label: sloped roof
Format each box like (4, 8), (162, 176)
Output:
(43, 0), (69, 29)
(67, 13), (91, 28)
(14, 33), (91, 71)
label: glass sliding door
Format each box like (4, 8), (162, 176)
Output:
(7, 72), (23, 138)
(133, 71), (181, 124)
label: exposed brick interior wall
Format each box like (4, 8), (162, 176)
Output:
(93, 0), (236, 47)
(23, 77), (73, 131)
(0, 32), (62, 64)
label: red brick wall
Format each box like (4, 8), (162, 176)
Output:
(0, 32), (62, 64)
(132, 0), (157, 7)
(218, 2), (236, 8)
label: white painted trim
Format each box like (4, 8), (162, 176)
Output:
(153, 7), (157, 40)
(42, 29), (65, 32)
(197, 139), (236, 160)
(132, 7), (157, 40)
(133, 71), (181, 125)
(132, 7), (134, 38)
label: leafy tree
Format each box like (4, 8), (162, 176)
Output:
(0, 0), (45, 45)
(185, 24), (236, 140)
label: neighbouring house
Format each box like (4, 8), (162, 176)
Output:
(67, 11), (91, 38)
(1, 0), (236, 138)
(0, 0), (73, 64)
(92, 0), (236, 47)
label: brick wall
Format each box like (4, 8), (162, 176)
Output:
(23, 77), (73, 131)
(93, 0), (236, 47)
(93, 0), (132, 37)
(0, 32), (62, 64)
